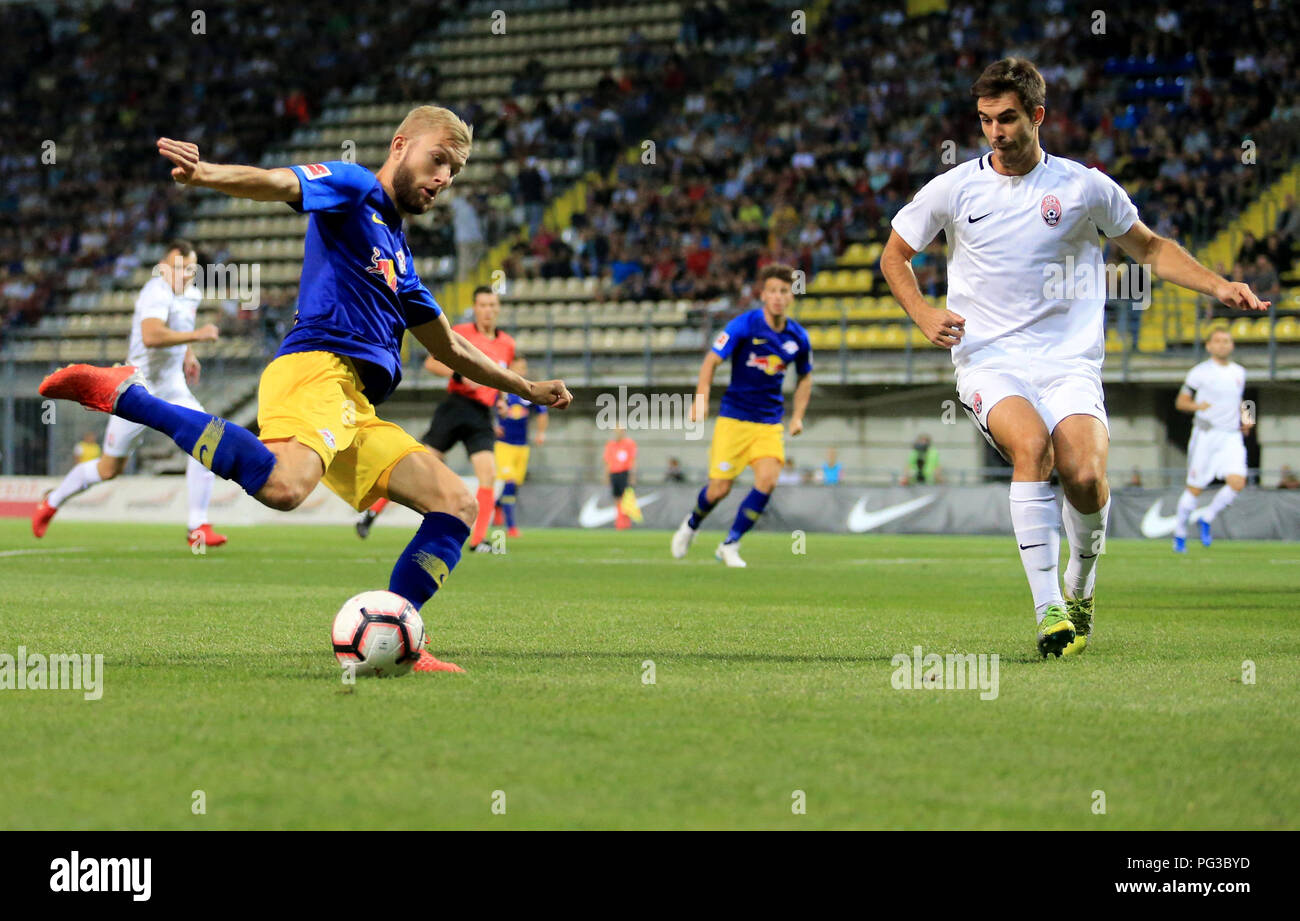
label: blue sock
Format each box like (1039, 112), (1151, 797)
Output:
(687, 486), (717, 529)
(389, 512), (470, 610)
(498, 481), (517, 528)
(725, 488), (771, 544)
(115, 384), (275, 495)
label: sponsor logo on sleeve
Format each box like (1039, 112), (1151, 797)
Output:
(300, 163), (332, 180)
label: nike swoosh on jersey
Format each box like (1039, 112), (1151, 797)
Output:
(578, 493), (660, 528)
(1140, 498), (1206, 538)
(846, 494), (938, 533)
(967, 212), (993, 223)
(371, 212), (387, 226)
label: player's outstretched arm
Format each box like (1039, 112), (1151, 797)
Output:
(880, 231), (965, 348)
(691, 352), (722, 423)
(410, 315), (572, 409)
(157, 138), (300, 203)
(1115, 220), (1270, 311)
(140, 317), (218, 348)
(790, 372), (812, 436)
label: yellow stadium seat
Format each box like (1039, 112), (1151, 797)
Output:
(1251, 317), (1273, 340)
(880, 325), (906, 349)
(1230, 317), (1253, 340)
(1274, 316), (1300, 341)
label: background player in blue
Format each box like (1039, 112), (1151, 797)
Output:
(671, 264), (813, 567)
(493, 357), (548, 538)
(39, 106), (573, 673)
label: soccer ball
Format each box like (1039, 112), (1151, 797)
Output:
(331, 590), (425, 677)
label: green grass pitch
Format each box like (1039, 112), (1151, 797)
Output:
(1, 520), (1296, 829)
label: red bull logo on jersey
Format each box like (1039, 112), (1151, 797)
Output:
(1041, 194), (1062, 227)
(366, 246), (399, 292)
(746, 351), (786, 376)
(505, 403), (530, 420)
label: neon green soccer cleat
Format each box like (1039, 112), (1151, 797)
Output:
(1062, 596), (1093, 656)
(1036, 605), (1077, 659)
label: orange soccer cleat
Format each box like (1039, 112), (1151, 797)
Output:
(31, 498), (57, 538)
(413, 649), (465, 673)
(39, 364), (141, 414)
(187, 523), (228, 548)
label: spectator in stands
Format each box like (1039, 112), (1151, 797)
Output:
(516, 157), (550, 236)
(664, 457), (686, 483)
(900, 435), (941, 486)
(1237, 232), (1262, 266)
(777, 458), (801, 486)
(73, 432), (101, 468)
(820, 448), (842, 485)
(1127, 467), (1144, 488)
(450, 191), (485, 281)
(1277, 194), (1300, 246)
(1248, 254), (1282, 307)
(1279, 465), (1300, 489)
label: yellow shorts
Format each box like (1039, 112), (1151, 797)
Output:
(257, 351), (427, 510)
(494, 442), (531, 483)
(708, 416), (785, 480)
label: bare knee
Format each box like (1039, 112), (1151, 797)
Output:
(1006, 435), (1053, 480)
(706, 479), (733, 503)
(97, 456), (125, 480)
(257, 468), (313, 512)
(453, 486), (477, 528)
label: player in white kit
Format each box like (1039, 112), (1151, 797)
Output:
(32, 241), (228, 548)
(1172, 328), (1252, 552)
(881, 59), (1269, 657)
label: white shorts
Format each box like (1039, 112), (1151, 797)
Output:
(103, 378), (204, 458)
(1186, 428), (1247, 488)
(956, 364), (1108, 460)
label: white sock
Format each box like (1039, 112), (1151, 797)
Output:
(1203, 484), (1239, 523)
(186, 456), (215, 531)
(47, 459), (103, 508)
(1062, 497), (1109, 600)
(1172, 489), (1198, 539)
(1009, 481), (1063, 621)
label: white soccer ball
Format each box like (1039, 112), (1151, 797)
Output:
(331, 590), (425, 677)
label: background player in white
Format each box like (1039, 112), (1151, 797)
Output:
(32, 240), (227, 547)
(1172, 328), (1252, 552)
(880, 58), (1269, 657)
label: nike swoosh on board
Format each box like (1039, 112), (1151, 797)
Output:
(1139, 498), (1206, 539)
(846, 494), (938, 533)
(578, 493), (660, 528)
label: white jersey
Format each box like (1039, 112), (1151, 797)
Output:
(891, 150), (1138, 373)
(125, 276), (200, 387)
(1181, 359), (1246, 432)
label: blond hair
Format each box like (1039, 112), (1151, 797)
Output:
(394, 105), (474, 166)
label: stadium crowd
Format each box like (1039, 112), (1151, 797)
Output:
(3, 0), (1299, 347)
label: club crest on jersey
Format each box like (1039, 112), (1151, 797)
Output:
(973, 392), (983, 416)
(1041, 194), (1062, 227)
(366, 246), (399, 292)
(746, 352), (786, 376)
(782, 340), (799, 355)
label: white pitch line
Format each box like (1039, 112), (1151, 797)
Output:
(0, 547), (89, 558)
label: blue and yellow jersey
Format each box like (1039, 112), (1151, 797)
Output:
(710, 309), (813, 425)
(497, 392), (546, 446)
(275, 161), (443, 404)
